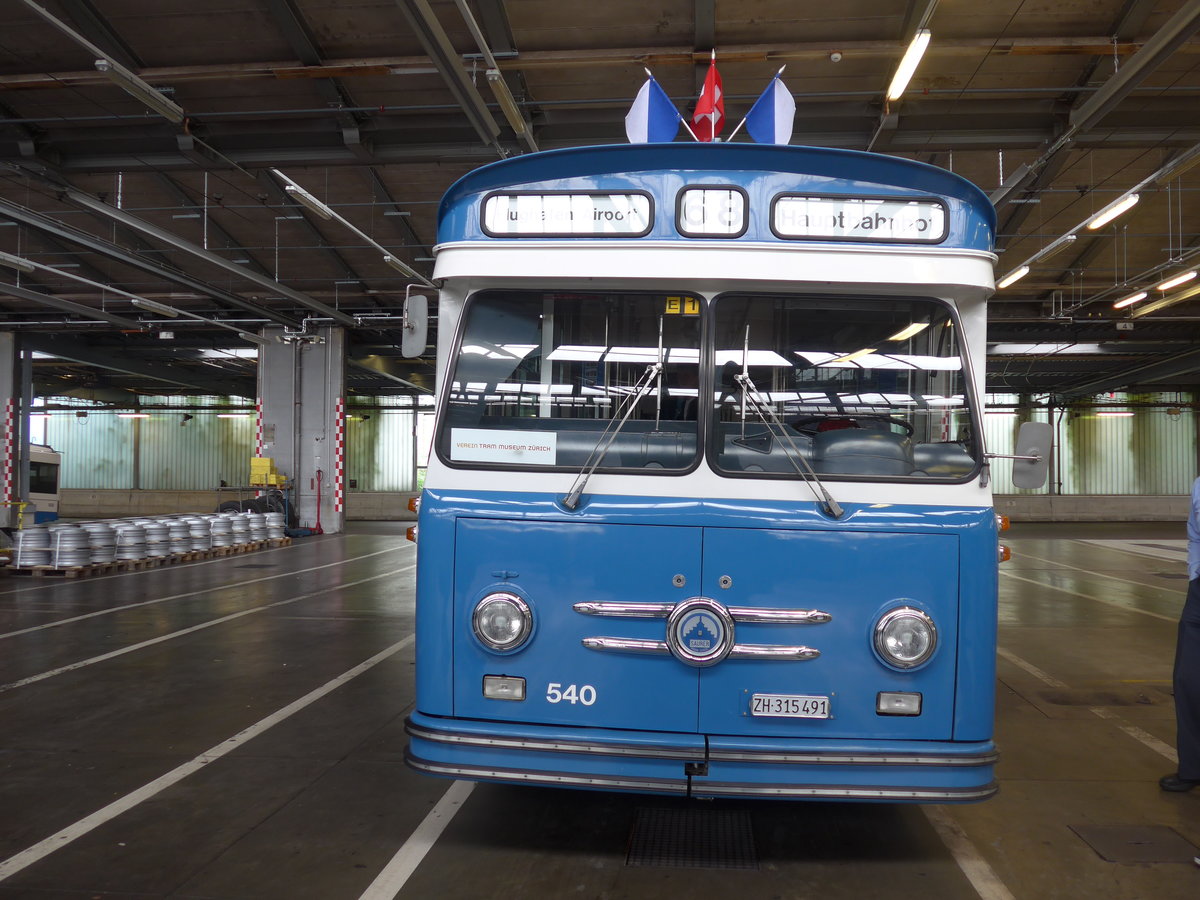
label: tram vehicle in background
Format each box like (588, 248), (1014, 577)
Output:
(405, 143), (1047, 802)
(28, 443), (61, 524)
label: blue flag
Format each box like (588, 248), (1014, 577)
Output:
(744, 75), (796, 145)
(625, 76), (680, 143)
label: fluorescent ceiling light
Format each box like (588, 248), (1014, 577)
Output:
(1112, 291), (1147, 309)
(1096, 411), (1134, 417)
(1155, 269), (1197, 291)
(1085, 193), (1139, 230)
(383, 254), (423, 278)
(886, 29), (931, 101)
(996, 265), (1030, 289)
(1027, 232), (1077, 263)
(238, 331), (269, 346)
(0, 250), (35, 273)
(95, 58), (185, 124)
(117, 413), (150, 419)
(131, 297), (181, 317)
(283, 183), (334, 220)
(217, 413), (252, 418)
(887, 323), (930, 341)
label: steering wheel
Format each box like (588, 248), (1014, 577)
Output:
(791, 415), (914, 437)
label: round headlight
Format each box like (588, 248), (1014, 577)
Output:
(472, 592), (532, 652)
(874, 606), (937, 669)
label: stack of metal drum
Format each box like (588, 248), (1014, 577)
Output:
(8, 510), (288, 569)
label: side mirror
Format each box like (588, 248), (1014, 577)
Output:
(401, 292), (428, 358)
(1011, 421), (1051, 489)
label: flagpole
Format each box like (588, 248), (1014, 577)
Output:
(727, 65), (786, 142)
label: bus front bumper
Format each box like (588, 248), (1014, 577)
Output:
(404, 712), (998, 802)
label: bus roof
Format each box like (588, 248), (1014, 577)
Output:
(438, 143), (995, 251)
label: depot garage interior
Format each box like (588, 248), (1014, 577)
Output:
(2, 2), (1200, 898)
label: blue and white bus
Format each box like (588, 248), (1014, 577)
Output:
(406, 143), (1035, 802)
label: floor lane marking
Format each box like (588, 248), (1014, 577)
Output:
(1071, 539), (1187, 565)
(357, 780), (476, 900)
(998, 647), (1179, 765)
(996, 647), (1068, 688)
(1012, 549), (1183, 595)
(0, 633), (415, 883)
(922, 807), (1017, 900)
(999, 570), (1177, 623)
(0, 565), (414, 693)
(1088, 707), (1178, 764)
(0, 544), (411, 640)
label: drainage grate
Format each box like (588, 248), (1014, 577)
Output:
(626, 806), (757, 870)
(1070, 824), (1199, 863)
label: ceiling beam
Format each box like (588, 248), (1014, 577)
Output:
(21, 332), (254, 395)
(1056, 344), (1200, 397)
(0, 194), (302, 327)
(0, 279), (144, 328)
(63, 187), (358, 326)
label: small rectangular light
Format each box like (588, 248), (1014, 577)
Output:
(483, 675), (526, 701)
(876, 691), (922, 716)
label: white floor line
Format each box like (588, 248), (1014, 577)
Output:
(922, 807), (1017, 900)
(0, 544), (410, 640)
(999, 570), (1177, 623)
(998, 648), (1180, 766)
(1015, 549), (1184, 594)
(0, 633), (415, 883)
(1071, 539), (1187, 565)
(996, 647), (1068, 688)
(357, 780), (476, 900)
(0, 564), (413, 693)
(1089, 707), (1178, 765)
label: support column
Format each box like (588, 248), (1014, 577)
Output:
(0, 333), (30, 531)
(257, 326), (346, 534)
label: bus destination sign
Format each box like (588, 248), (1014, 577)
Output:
(774, 196), (947, 243)
(483, 193), (652, 237)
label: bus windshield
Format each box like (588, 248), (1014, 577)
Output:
(439, 290), (702, 472)
(438, 289), (978, 480)
(712, 293), (978, 480)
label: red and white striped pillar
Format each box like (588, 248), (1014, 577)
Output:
(333, 397), (345, 513)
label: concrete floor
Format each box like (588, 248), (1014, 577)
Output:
(0, 521), (1197, 898)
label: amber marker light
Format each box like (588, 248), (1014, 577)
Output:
(998, 545), (1011, 563)
(406, 525), (418, 543)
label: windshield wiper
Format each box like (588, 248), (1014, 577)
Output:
(562, 362), (662, 510)
(734, 372), (845, 519)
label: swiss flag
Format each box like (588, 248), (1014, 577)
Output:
(691, 60), (724, 142)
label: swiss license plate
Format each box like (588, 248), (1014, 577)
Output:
(750, 693), (830, 719)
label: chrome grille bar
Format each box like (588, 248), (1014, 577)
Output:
(581, 637), (670, 654)
(573, 601), (675, 618)
(728, 607), (831, 625)
(728, 644), (820, 660)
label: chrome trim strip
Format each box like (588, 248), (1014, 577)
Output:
(728, 607), (832, 625)
(728, 643), (820, 660)
(406, 720), (704, 760)
(707, 748), (1000, 767)
(405, 753), (689, 795)
(406, 753), (996, 801)
(581, 636), (670, 654)
(695, 782), (998, 801)
(407, 719), (996, 768)
(573, 601), (674, 618)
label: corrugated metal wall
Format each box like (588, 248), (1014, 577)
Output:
(40, 392), (1192, 496)
(344, 398), (433, 492)
(985, 392), (1197, 495)
(44, 397), (253, 490)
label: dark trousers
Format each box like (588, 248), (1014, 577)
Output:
(1175, 577), (1200, 779)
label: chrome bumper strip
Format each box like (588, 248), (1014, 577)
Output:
(406, 718), (997, 768)
(406, 753), (996, 801)
(573, 601), (675, 617)
(406, 719), (703, 760)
